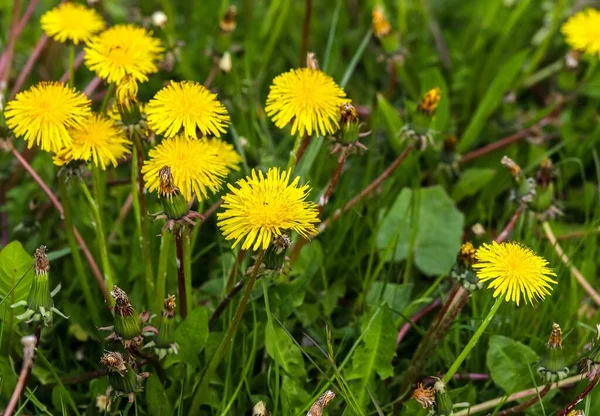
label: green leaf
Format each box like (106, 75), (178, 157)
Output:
(265, 325), (306, 380)
(451, 168), (497, 202)
(487, 335), (540, 393)
(366, 282), (413, 316)
(146, 374), (174, 416)
(376, 93), (404, 153)
(347, 305), (397, 410)
(458, 50), (529, 153)
(376, 186), (464, 275)
(173, 306), (208, 366)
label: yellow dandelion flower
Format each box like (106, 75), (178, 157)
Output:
(142, 135), (236, 202)
(205, 138), (242, 171)
(417, 87), (442, 115)
(146, 81), (230, 138)
(217, 168), (320, 251)
(84, 24), (164, 83)
(562, 8), (600, 56)
(473, 241), (557, 306)
(4, 82), (91, 152)
(53, 113), (131, 170)
(372, 6), (391, 38)
(41, 2), (105, 45)
(265, 68), (348, 137)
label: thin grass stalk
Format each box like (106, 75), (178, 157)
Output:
(58, 177), (101, 326)
(193, 249), (265, 408)
(68, 44), (75, 86)
(155, 232), (172, 313)
(131, 132), (154, 306)
(174, 227), (188, 319)
(80, 174), (115, 302)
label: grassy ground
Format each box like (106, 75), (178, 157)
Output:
(1, 0), (600, 415)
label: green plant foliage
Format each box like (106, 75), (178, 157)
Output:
(486, 335), (540, 394)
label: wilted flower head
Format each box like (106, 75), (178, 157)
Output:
(473, 241), (557, 305)
(217, 168), (320, 251)
(265, 68), (348, 137)
(146, 81), (230, 139)
(84, 24), (164, 83)
(4, 82), (91, 152)
(307, 390), (335, 416)
(100, 351), (127, 375)
(562, 9), (600, 56)
(413, 383), (435, 410)
(417, 88), (442, 116)
(41, 2), (105, 45)
(372, 6), (391, 38)
(219, 5), (237, 32)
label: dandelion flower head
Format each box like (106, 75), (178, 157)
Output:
(372, 6), (391, 38)
(205, 138), (242, 171)
(562, 8), (600, 56)
(53, 113), (130, 170)
(4, 82), (91, 152)
(146, 81), (230, 139)
(417, 87), (442, 115)
(84, 24), (164, 83)
(217, 168), (320, 251)
(41, 2), (105, 45)
(473, 241), (557, 306)
(142, 135), (238, 202)
(265, 68), (348, 137)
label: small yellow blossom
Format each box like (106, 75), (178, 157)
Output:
(53, 113), (130, 170)
(417, 88), (441, 115)
(217, 168), (320, 251)
(41, 2), (105, 45)
(372, 6), (391, 38)
(562, 8), (600, 56)
(473, 241), (557, 306)
(265, 68), (348, 137)
(146, 81), (230, 138)
(4, 82), (91, 152)
(84, 24), (164, 83)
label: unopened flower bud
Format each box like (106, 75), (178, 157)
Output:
(262, 233), (291, 271)
(219, 6), (237, 33)
(156, 295), (177, 349)
(116, 75), (142, 128)
(338, 102), (361, 143)
(452, 242), (480, 292)
(111, 286), (142, 340)
(501, 156), (522, 180)
(101, 351), (138, 394)
(158, 166), (189, 219)
(152, 10), (168, 28)
(538, 323), (569, 382)
(434, 379), (453, 416)
(408, 87), (441, 140)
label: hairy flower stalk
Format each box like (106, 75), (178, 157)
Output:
(11, 245), (67, 326)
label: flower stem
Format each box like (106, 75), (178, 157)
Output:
(195, 249), (265, 402)
(287, 133), (311, 169)
(155, 232), (172, 313)
(442, 299), (502, 384)
(557, 375), (599, 416)
(183, 228), (192, 316)
(68, 43), (75, 86)
(299, 0), (312, 66)
(131, 133), (154, 307)
(58, 176), (101, 326)
(80, 176), (115, 304)
(173, 227), (188, 319)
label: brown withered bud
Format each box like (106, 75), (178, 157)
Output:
(536, 157), (554, 188)
(443, 136), (457, 153)
(34, 245), (49, 276)
(501, 155), (521, 179)
(163, 294), (176, 318)
(548, 323), (563, 348)
(100, 351), (127, 375)
(307, 390), (335, 416)
(219, 6), (237, 33)
(111, 286), (135, 317)
(413, 383), (436, 410)
(158, 166), (179, 198)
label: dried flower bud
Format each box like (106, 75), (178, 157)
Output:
(501, 156), (521, 179)
(262, 233), (291, 271)
(156, 295), (177, 350)
(413, 383), (435, 410)
(307, 52), (320, 70)
(158, 166), (189, 220)
(111, 286), (142, 340)
(219, 5), (237, 33)
(101, 351), (139, 395)
(96, 394), (111, 412)
(252, 401), (269, 416)
(34, 245), (49, 276)
(338, 102), (361, 144)
(372, 6), (391, 38)
(307, 390), (335, 416)
(538, 323), (569, 382)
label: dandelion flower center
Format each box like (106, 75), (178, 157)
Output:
(473, 241), (557, 306)
(4, 82), (91, 152)
(265, 68), (348, 137)
(41, 3), (105, 45)
(84, 25), (164, 83)
(146, 81), (230, 138)
(142, 135), (240, 202)
(217, 168), (320, 251)
(562, 8), (600, 56)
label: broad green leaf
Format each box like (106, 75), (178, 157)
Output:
(487, 335), (539, 393)
(366, 282), (413, 316)
(173, 306), (208, 365)
(451, 168), (497, 202)
(376, 93), (404, 153)
(458, 50), (529, 153)
(146, 374), (174, 416)
(376, 186), (464, 275)
(347, 305), (397, 410)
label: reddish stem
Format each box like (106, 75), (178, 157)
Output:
(318, 151), (348, 215)
(497, 384), (551, 416)
(460, 129), (530, 164)
(11, 147), (109, 301)
(396, 298), (442, 348)
(84, 76), (102, 97)
(557, 376), (599, 416)
(495, 204), (524, 243)
(299, 0), (312, 66)
(295, 133), (312, 165)
(10, 35), (48, 99)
